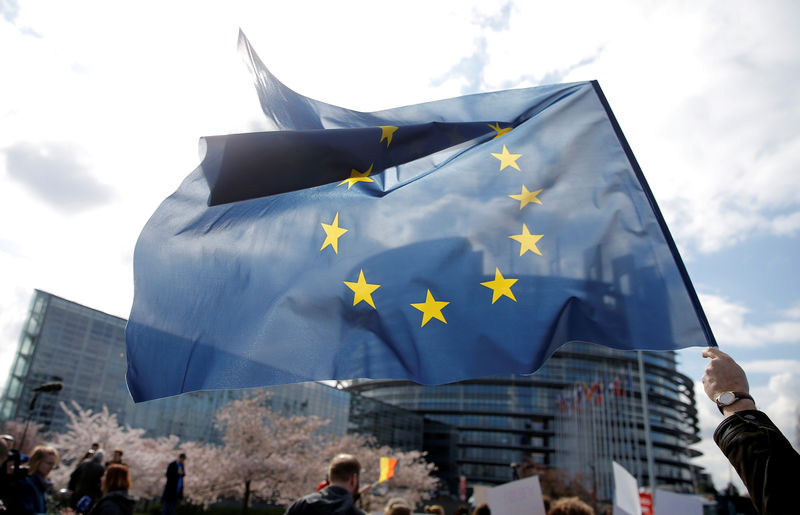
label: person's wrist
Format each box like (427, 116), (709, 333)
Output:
(721, 397), (756, 417)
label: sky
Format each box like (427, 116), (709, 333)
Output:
(1, 0), (799, 494)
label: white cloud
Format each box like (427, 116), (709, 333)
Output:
(698, 292), (800, 347)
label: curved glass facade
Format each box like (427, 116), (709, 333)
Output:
(347, 342), (699, 500)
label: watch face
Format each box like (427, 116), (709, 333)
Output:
(717, 392), (735, 405)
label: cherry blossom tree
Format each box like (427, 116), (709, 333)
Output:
(34, 394), (439, 513)
(208, 391), (330, 512)
(48, 401), (188, 499)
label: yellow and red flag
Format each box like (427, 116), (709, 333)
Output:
(379, 457), (398, 482)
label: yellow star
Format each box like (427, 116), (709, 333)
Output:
(480, 268), (518, 304)
(344, 269), (381, 309)
(509, 185), (543, 209)
(509, 224), (543, 256)
(488, 122), (512, 139)
(320, 212), (348, 254)
(379, 126), (398, 147)
(490, 145), (522, 171)
(338, 164), (374, 189)
(410, 289), (450, 327)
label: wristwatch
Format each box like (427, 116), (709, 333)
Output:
(714, 391), (754, 414)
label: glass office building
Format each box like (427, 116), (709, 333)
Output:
(0, 291), (446, 453)
(348, 344), (701, 499)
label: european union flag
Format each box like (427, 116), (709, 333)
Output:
(125, 32), (715, 402)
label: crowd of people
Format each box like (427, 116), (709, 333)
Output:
(0, 348), (797, 514)
(0, 441), (184, 515)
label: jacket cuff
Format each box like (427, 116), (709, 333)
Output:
(713, 409), (774, 446)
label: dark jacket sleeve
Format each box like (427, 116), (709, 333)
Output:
(714, 410), (800, 515)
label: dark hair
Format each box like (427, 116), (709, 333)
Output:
(548, 497), (595, 515)
(328, 454), (360, 483)
(104, 464), (132, 493)
(179, 453), (187, 459)
(387, 508), (412, 515)
(472, 504), (491, 515)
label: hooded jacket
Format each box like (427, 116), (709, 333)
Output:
(285, 485), (366, 515)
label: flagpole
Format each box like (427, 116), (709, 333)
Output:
(625, 363), (643, 485)
(637, 351), (657, 495)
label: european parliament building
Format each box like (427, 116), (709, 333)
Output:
(348, 345), (702, 498)
(1, 290), (702, 500)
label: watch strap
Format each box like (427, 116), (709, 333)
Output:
(717, 391), (753, 414)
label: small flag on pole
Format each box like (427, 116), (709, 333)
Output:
(379, 457), (398, 482)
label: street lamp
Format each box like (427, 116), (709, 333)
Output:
(19, 381), (63, 451)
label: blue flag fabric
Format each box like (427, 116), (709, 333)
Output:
(125, 32), (715, 402)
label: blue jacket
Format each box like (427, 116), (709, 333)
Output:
(18, 473), (50, 515)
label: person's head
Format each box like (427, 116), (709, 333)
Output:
(472, 504), (491, 515)
(103, 464), (131, 493)
(112, 449), (123, 462)
(0, 434), (13, 448)
(454, 507), (470, 515)
(28, 446), (58, 478)
(178, 453), (187, 463)
(328, 454), (361, 495)
(425, 505), (445, 515)
(91, 442), (100, 451)
(385, 498), (411, 515)
(547, 496), (595, 515)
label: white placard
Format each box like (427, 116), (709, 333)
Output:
(487, 475), (545, 515)
(653, 489), (704, 515)
(612, 461), (642, 515)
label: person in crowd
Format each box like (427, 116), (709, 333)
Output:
(70, 449), (105, 512)
(77, 443), (100, 466)
(547, 496), (594, 515)
(285, 454), (365, 515)
(17, 445), (58, 515)
(702, 347), (800, 515)
(425, 505), (445, 514)
(161, 453), (186, 515)
(105, 449), (125, 468)
(453, 506), (470, 515)
(384, 497), (412, 515)
(471, 504), (490, 515)
(88, 464), (135, 515)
